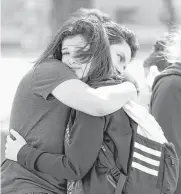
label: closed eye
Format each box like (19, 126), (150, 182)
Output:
(62, 52), (70, 56)
(117, 54), (125, 63)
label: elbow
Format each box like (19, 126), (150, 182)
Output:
(97, 110), (109, 117)
(69, 163), (88, 180)
(91, 103), (108, 117)
(82, 103), (107, 116)
(62, 158), (88, 180)
(51, 168), (84, 181)
(52, 166), (86, 181)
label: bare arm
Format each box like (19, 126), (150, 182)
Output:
(52, 79), (137, 116)
(33, 59), (137, 117)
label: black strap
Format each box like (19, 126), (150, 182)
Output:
(99, 142), (127, 193)
(115, 173), (127, 194)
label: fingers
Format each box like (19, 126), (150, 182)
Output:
(9, 129), (21, 140)
(6, 135), (13, 143)
(5, 132), (20, 162)
(5, 135), (12, 152)
(5, 135), (11, 157)
(5, 141), (8, 149)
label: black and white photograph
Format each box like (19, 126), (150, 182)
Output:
(1, 0), (181, 193)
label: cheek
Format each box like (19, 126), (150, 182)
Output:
(61, 56), (66, 64)
(114, 59), (125, 73)
(61, 56), (70, 66)
(110, 52), (116, 62)
(113, 56), (122, 68)
(111, 55), (119, 69)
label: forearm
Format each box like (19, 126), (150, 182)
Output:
(17, 113), (104, 180)
(17, 144), (85, 180)
(94, 82), (137, 116)
(53, 80), (137, 117)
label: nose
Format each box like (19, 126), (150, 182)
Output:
(68, 59), (76, 66)
(68, 59), (81, 70)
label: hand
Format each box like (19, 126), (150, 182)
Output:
(146, 66), (160, 89)
(5, 129), (27, 161)
(124, 68), (140, 95)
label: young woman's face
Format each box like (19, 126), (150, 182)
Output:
(110, 41), (131, 73)
(61, 34), (91, 79)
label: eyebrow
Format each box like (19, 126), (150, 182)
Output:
(61, 47), (68, 51)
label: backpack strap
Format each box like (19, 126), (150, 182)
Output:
(99, 142), (127, 194)
(99, 118), (138, 193)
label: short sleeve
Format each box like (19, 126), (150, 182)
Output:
(31, 59), (78, 100)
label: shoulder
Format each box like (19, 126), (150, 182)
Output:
(153, 74), (181, 92)
(31, 59), (77, 98)
(151, 74), (181, 108)
(32, 58), (77, 86)
(34, 59), (72, 75)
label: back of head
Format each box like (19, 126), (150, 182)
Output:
(71, 8), (111, 23)
(103, 21), (139, 60)
(143, 35), (171, 72)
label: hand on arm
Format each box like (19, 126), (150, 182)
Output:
(5, 129), (27, 161)
(6, 114), (105, 180)
(124, 67), (140, 94)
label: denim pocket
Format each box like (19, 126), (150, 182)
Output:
(161, 143), (179, 194)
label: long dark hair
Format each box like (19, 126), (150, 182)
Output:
(71, 8), (139, 60)
(35, 15), (115, 85)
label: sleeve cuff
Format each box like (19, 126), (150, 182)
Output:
(17, 144), (46, 171)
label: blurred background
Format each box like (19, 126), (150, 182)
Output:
(1, 0), (181, 162)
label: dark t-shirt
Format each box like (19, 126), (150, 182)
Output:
(14, 108), (132, 194)
(1, 59), (78, 194)
(14, 80), (133, 194)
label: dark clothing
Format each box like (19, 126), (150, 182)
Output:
(17, 81), (133, 194)
(150, 62), (181, 194)
(1, 59), (78, 194)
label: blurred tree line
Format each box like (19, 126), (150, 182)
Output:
(1, 0), (91, 50)
(1, 0), (180, 51)
(160, 0), (179, 30)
